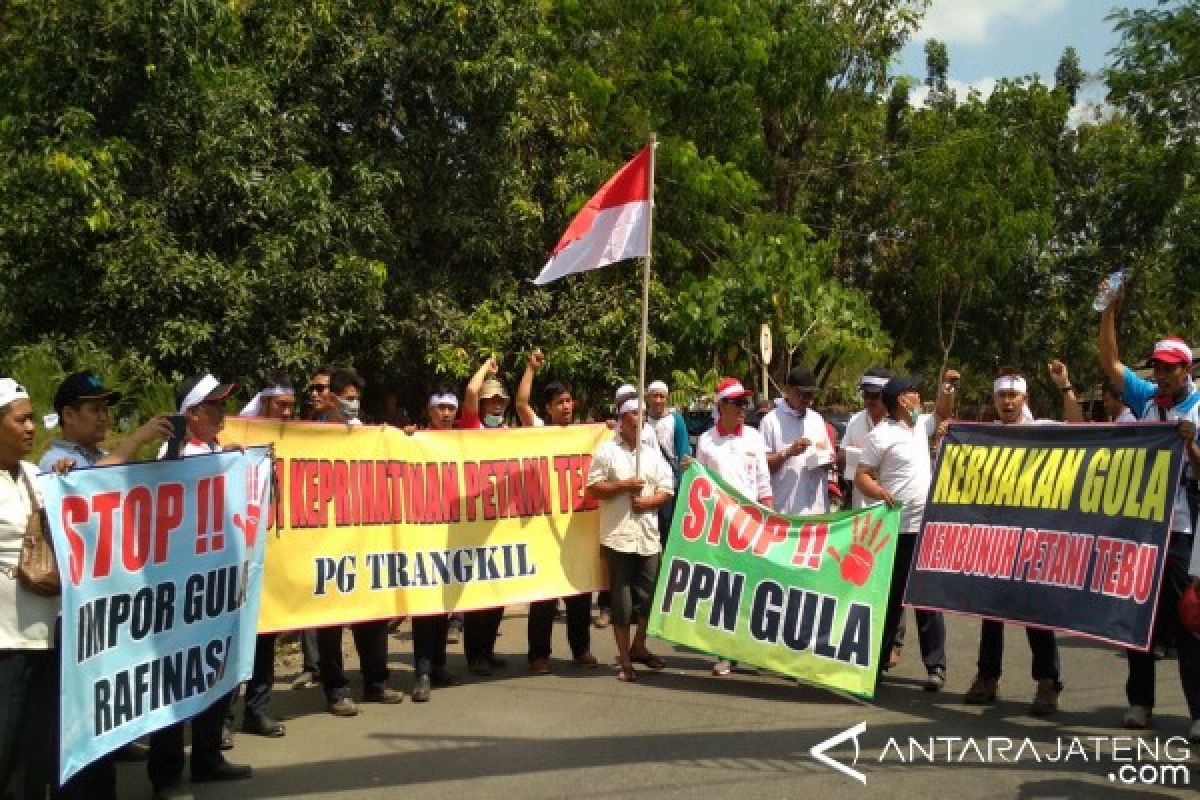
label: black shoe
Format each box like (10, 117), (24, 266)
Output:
(152, 783), (194, 800)
(220, 720), (235, 751)
(412, 673), (432, 703)
(468, 658), (492, 676)
(430, 667), (460, 687)
(192, 759), (253, 782)
(487, 655), (508, 669)
(243, 711), (286, 737)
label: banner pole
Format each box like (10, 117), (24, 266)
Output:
(636, 133), (657, 477)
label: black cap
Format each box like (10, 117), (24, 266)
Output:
(53, 372), (122, 413)
(882, 376), (919, 403)
(785, 365), (819, 391)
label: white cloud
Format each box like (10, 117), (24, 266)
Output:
(909, 76), (998, 107)
(914, 0), (1069, 45)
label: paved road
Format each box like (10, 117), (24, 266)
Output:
(115, 606), (1197, 799)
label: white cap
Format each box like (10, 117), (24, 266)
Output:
(0, 378), (30, 409)
(647, 380), (669, 394)
(618, 398), (644, 415)
(429, 392), (459, 409)
(614, 383), (637, 404)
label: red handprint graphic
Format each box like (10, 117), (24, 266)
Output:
(233, 464), (270, 549)
(827, 513), (891, 587)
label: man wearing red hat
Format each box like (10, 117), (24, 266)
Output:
(694, 377), (771, 675)
(1099, 307), (1200, 741)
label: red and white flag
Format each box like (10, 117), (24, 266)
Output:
(533, 146), (652, 285)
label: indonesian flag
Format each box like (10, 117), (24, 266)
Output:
(533, 146), (652, 285)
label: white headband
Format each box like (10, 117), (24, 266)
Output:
(239, 386), (293, 417)
(429, 392), (459, 409)
(181, 374), (220, 413)
(715, 381), (749, 402)
(993, 376), (1027, 395)
(0, 378), (30, 409)
(618, 398), (643, 415)
(614, 383), (636, 404)
(647, 380), (669, 394)
(859, 376), (889, 390)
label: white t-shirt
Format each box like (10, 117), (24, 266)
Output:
(0, 462), (57, 649)
(859, 414), (937, 533)
(157, 439), (223, 459)
(1115, 409), (1137, 423)
(842, 408), (885, 508)
(695, 424), (772, 503)
(759, 402), (832, 515)
(587, 435), (674, 555)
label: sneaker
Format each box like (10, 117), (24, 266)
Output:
(1188, 719), (1200, 743)
(712, 659), (733, 676)
(1123, 705), (1152, 729)
(1030, 679), (1061, 716)
(529, 657), (552, 675)
(963, 674), (998, 705)
(411, 674), (432, 703)
(594, 609), (611, 629)
(923, 668), (946, 693)
(291, 670), (319, 690)
(327, 696), (359, 717)
(363, 686), (404, 704)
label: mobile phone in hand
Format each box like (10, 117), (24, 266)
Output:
(164, 414), (187, 460)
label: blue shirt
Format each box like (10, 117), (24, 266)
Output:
(1122, 366), (1197, 533)
(37, 439), (107, 472)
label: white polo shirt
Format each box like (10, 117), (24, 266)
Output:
(695, 423), (772, 503)
(859, 414), (937, 533)
(758, 401), (832, 515)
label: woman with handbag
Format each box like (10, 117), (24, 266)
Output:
(0, 378), (59, 799)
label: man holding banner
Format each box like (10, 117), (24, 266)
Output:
(516, 350), (596, 674)
(1099, 306), (1200, 738)
(147, 373), (253, 798)
(854, 376), (948, 692)
(586, 397), (673, 682)
(960, 367), (1065, 716)
(695, 376), (771, 676)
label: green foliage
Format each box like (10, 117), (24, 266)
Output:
(0, 0), (1193, 425)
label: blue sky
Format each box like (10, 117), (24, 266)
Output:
(896, 0), (1161, 103)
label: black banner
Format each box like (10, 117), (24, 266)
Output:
(903, 422), (1186, 650)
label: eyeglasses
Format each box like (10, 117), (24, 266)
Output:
(307, 385), (330, 394)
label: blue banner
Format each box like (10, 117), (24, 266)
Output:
(43, 448), (272, 783)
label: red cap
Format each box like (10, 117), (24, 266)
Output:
(1180, 584), (1200, 635)
(1146, 336), (1193, 367)
(715, 377), (753, 401)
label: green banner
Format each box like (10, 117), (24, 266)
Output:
(648, 463), (901, 697)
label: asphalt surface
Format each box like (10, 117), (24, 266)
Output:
(113, 606), (1198, 799)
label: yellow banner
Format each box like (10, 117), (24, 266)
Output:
(222, 419), (609, 632)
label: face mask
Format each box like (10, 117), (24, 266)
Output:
(909, 406), (921, 426)
(483, 413), (504, 428)
(338, 397), (360, 421)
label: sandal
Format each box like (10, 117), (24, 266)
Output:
(630, 651), (665, 669)
(617, 665), (638, 683)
